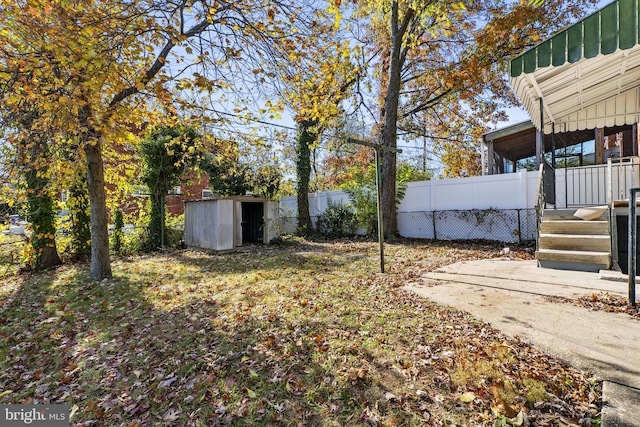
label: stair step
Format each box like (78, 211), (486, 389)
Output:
(538, 234), (611, 251)
(542, 209), (582, 220)
(537, 259), (610, 272)
(543, 208), (608, 221)
(536, 249), (611, 267)
(543, 215), (602, 221)
(540, 220), (609, 235)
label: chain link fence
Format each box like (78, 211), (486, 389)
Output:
(398, 209), (536, 243)
(280, 208), (536, 243)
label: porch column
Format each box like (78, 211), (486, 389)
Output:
(551, 124), (556, 168)
(535, 98), (544, 168)
(487, 140), (495, 175)
(480, 138), (486, 176)
(623, 129), (634, 157)
(595, 127), (605, 164)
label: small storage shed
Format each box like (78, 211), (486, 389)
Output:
(184, 195), (279, 251)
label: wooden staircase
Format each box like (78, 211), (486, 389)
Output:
(536, 208), (612, 272)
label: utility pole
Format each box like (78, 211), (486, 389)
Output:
(423, 135), (427, 173)
(422, 111), (428, 173)
(347, 138), (402, 273)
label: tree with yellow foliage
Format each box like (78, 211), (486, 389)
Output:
(341, 0), (594, 237)
(0, 0), (318, 279)
(270, 5), (360, 233)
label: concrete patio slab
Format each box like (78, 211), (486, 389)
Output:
(405, 258), (640, 426)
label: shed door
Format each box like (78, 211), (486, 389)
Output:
(241, 202), (264, 244)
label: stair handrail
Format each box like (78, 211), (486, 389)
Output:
(535, 163), (545, 254)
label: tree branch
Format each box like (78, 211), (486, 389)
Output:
(401, 88), (454, 118)
(108, 17), (210, 108)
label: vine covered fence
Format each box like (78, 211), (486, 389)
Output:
(279, 173), (539, 243)
(397, 209), (536, 243)
(280, 208), (536, 243)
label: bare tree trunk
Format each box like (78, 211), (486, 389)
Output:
(85, 141), (112, 280)
(381, 53), (400, 238)
(380, 149), (397, 239)
(380, 2), (414, 239)
(296, 119), (316, 234)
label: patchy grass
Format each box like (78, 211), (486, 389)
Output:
(0, 233), (25, 276)
(0, 239), (600, 426)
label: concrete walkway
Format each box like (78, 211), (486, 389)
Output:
(405, 259), (640, 427)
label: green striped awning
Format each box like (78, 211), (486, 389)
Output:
(509, 0), (640, 133)
(510, 0), (639, 78)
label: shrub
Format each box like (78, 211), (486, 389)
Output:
(345, 185), (378, 236)
(111, 209), (124, 255)
(342, 164), (410, 237)
(316, 199), (358, 237)
(165, 213), (185, 247)
(67, 184), (91, 260)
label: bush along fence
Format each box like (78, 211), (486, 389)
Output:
(279, 208), (536, 243)
(279, 173), (539, 243)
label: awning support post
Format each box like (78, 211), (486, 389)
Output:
(480, 138), (486, 176)
(536, 97), (545, 169)
(487, 140), (495, 175)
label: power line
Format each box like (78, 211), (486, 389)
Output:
(198, 106), (441, 169)
(199, 106), (297, 131)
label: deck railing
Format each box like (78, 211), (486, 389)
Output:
(558, 157), (640, 207)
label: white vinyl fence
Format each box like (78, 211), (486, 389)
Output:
(279, 170), (539, 243)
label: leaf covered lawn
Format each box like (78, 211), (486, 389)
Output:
(0, 239), (600, 426)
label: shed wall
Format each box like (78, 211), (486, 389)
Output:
(184, 199), (234, 250)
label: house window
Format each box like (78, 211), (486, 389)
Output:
(202, 189), (213, 199)
(169, 186), (181, 195)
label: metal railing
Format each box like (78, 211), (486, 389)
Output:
(563, 157), (640, 207)
(609, 157), (640, 203)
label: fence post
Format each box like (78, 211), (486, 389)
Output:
(432, 211), (438, 241)
(517, 209), (522, 244)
